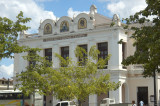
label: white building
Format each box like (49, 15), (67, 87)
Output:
(14, 5), (160, 106)
(0, 78), (13, 90)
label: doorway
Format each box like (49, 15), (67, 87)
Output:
(137, 87), (148, 106)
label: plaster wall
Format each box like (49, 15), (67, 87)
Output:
(127, 77), (154, 105)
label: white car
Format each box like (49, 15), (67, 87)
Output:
(55, 101), (77, 106)
(100, 98), (115, 106)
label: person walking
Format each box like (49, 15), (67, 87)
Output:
(139, 101), (144, 106)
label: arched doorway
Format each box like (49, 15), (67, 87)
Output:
(122, 84), (125, 103)
(122, 83), (129, 103)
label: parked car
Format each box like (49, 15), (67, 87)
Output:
(100, 98), (115, 106)
(55, 101), (77, 106)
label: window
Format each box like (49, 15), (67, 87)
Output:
(61, 46), (69, 59)
(28, 50), (36, 67)
(122, 42), (127, 69)
(45, 48), (52, 62)
(61, 46), (69, 67)
(122, 42), (126, 61)
(98, 42), (108, 68)
(0, 93), (30, 100)
(78, 44), (87, 66)
(61, 102), (68, 106)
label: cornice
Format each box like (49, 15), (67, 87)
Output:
(18, 26), (124, 43)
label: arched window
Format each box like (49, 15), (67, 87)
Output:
(78, 18), (87, 29)
(44, 23), (52, 34)
(60, 21), (69, 32)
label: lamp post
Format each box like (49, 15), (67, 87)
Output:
(21, 70), (25, 106)
(153, 69), (157, 106)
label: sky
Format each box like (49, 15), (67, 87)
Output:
(0, 0), (147, 79)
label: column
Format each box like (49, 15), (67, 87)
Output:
(109, 73), (122, 103)
(108, 30), (122, 70)
(89, 94), (98, 106)
(69, 42), (77, 63)
(88, 39), (97, 106)
(52, 96), (59, 106)
(52, 44), (60, 68)
(88, 39), (96, 62)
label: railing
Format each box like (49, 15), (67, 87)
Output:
(131, 64), (144, 70)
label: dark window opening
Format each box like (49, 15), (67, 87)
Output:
(137, 87), (148, 106)
(61, 102), (68, 106)
(78, 44), (87, 66)
(45, 48), (52, 62)
(122, 42), (127, 69)
(98, 42), (108, 69)
(0, 93), (30, 100)
(61, 46), (69, 67)
(56, 103), (60, 106)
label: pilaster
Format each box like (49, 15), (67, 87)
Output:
(52, 44), (60, 68)
(89, 94), (97, 106)
(69, 42), (77, 63)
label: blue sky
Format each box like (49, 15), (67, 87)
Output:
(0, 0), (147, 78)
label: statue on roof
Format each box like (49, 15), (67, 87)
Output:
(112, 14), (121, 26)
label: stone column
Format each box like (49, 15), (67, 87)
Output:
(69, 42), (77, 63)
(52, 96), (59, 106)
(108, 30), (123, 70)
(88, 39), (97, 106)
(89, 94), (98, 106)
(88, 39), (96, 61)
(109, 72), (122, 103)
(52, 44), (60, 68)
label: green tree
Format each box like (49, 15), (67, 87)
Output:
(0, 11), (31, 60)
(16, 46), (120, 106)
(119, 0), (160, 105)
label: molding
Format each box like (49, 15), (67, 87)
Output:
(19, 26), (124, 43)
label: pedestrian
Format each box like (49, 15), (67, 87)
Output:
(139, 101), (144, 106)
(132, 101), (136, 106)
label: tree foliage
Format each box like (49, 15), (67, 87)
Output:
(0, 11), (31, 60)
(120, 0), (160, 77)
(16, 46), (120, 104)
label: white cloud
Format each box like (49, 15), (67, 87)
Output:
(0, 64), (13, 79)
(0, 0), (56, 33)
(34, 0), (53, 2)
(67, 8), (89, 18)
(99, 0), (147, 19)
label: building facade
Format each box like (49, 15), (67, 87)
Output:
(14, 5), (160, 106)
(0, 78), (13, 90)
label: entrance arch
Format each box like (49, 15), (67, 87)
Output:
(122, 83), (129, 103)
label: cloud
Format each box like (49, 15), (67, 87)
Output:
(0, 64), (13, 79)
(34, 0), (53, 2)
(0, 0), (56, 33)
(98, 0), (147, 19)
(67, 8), (89, 18)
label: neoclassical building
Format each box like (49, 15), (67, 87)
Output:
(14, 5), (160, 106)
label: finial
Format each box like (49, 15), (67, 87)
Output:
(112, 14), (121, 26)
(90, 5), (97, 14)
(40, 19), (42, 24)
(73, 13), (75, 19)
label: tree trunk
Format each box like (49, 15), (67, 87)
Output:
(78, 100), (82, 106)
(32, 92), (35, 106)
